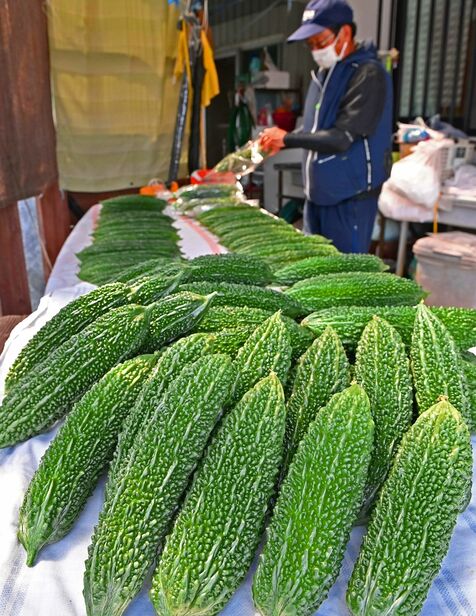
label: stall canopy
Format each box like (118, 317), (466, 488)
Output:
(47, 0), (185, 192)
(0, 0), (58, 208)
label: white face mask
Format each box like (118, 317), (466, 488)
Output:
(311, 38), (347, 69)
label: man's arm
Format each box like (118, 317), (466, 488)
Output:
(283, 62), (387, 154)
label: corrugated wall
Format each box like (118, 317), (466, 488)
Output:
(210, 0), (314, 92)
(209, 0), (389, 97)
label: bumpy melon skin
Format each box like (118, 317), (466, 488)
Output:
(185, 253), (274, 286)
(302, 305), (476, 351)
(231, 311), (292, 405)
(4, 282), (134, 391)
(346, 400), (473, 616)
(0, 304), (151, 448)
(150, 373), (286, 616)
(273, 253), (388, 285)
(106, 333), (216, 495)
(462, 357), (476, 430)
(411, 304), (474, 431)
(253, 384), (374, 616)
(196, 305), (278, 332)
(109, 258), (185, 284)
(83, 354), (234, 616)
(284, 326), (350, 470)
(355, 317), (413, 509)
(195, 305), (314, 361)
(143, 292), (214, 352)
(177, 281), (306, 319)
(17, 354), (158, 566)
(285, 272), (425, 312)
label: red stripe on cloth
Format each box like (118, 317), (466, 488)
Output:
(178, 215), (226, 255)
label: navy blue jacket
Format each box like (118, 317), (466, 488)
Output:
(299, 43), (393, 206)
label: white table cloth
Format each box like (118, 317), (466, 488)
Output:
(1, 206), (476, 616)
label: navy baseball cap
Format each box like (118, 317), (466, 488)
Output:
(287, 0), (354, 42)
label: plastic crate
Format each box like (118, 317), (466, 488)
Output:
(414, 231), (476, 308)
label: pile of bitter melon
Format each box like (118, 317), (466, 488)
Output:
(76, 195), (182, 285)
(2, 247), (476, 615)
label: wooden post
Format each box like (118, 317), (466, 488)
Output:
(0, 202), (31, 315)
(36, 182), (71, 279)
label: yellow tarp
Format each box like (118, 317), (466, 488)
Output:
(47, 0), (186, 191)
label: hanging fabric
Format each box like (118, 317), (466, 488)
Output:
(188, 47), (205, 174)
(170, 1), (219, 179)
(47, 0), (182, 191)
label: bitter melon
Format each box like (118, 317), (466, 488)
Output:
(201, 328), (248, 356)
(185, 253), (274, 286)
(274, 253), (389, 285)
(177, 281), (306, 318)
(263, 246), (340, 269)
(195, 305), (276, 332)
(223, 228), (330, 252)
(18, 354), (158, 566)
(462, 356), (476, 429)
(410, 303), (473, 430)
(253, 384), (374, 616)
(110, 258), (185, 284)
(78, 239), (178, 259)
(106, 333), (216, 494)
(285, 272), (426, 311)
(83, 354), (234, 616)
(284, 326), (351, 470)
(302, 305), (476, 351)
(0, 304), (151, 448)
(231, 311), (292, 404)
(4, 283), (133, 391)
(100, 194), (167, 211)
(145, 291), (215, 351)
(346, 399), (472, 616)
(150, 373), (286, 616)
(354, 317), (413, 510)
(220, 225), (303, 248)
(241, 242), (338, 260)
(194, 305), (314, 358)
(79, 258), (180, 286)
(126, 271), (186, 305)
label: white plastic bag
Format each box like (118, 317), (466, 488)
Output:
(387, 139), (452, 208)
(379, 181), (433, 223)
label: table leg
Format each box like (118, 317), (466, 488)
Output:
(396, 220), (409, 277)
(277, 170), (283, 214)
(377, 213), (386, 257)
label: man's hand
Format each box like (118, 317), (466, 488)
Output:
(259, 127), (288, 155)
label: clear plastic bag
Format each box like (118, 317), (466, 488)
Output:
(175, 182), (243, 202)
(212, 139), (272, 177)
(175, 196), (245, 214)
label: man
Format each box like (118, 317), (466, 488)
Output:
(260, 0), (393, 253)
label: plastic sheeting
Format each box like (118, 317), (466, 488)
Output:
(47, 0), (187, 191)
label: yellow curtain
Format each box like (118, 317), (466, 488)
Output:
(47, 0), (186, 191)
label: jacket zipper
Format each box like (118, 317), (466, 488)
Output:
(305, 64), (337, 201)
(363, 137), (372, 191)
